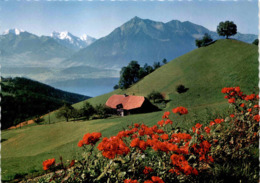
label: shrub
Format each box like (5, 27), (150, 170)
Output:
(176, 84), (189, 93)
(147, 91), (164, 103)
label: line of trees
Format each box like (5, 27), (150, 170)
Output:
(115, 59), (167, 89)
(56, 102), (113, 122)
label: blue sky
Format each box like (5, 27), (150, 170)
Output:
(0, 1), (258, 38)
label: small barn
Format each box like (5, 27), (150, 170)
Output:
(105, 94), (158, 116)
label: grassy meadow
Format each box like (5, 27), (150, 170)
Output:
(1, 39), (258, 181)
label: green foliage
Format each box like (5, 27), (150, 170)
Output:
(94, 104), (113, 119)
(113, 84), (119, 90)
(195, 33), (213, 48)
(147, 91), (164, 103)
(252, 39), (258, 46)
(56, 103), (75, 122)
(81, 102), (95, 120)
(217, 21), (237, 39)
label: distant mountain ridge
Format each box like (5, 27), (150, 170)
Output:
(0, 29), (74, 67)
(65, 17), (258, 69)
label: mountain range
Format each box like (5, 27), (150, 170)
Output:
(0, 17), (258, 96)
(65, 17), (258, 68)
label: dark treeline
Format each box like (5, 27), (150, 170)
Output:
(115, 59), (167, 89)
(1, 77), (89, 129)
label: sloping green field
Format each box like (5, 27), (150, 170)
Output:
(2, 39), (258, 181)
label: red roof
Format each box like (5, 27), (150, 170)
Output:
(106, 95), (145, 110)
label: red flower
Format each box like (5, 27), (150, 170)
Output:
(214, 118), (224, 124)
(162, 111), (170, 119)
(150, 176), (164, 183)
(78, 140), (84, 147)
(69, 160), (75, 167)
(81, 132), (102, 146)
(240, 103), (245, 108)
(157, 120), (164, 127)
(143, 166), (154, 175)
(172, 106), (188, 115)
(165, 119), (173, 125)
(192, 168), (199, 175)
(43, 158), (55, 170)
(195, 123), (202, 129)
(247, 108), (252, 112)
(245, 94), (255, 101)
(254, 114), (260, 122)
(230, 114), (235, 118)
(204, 126), (211, 134)
(130, 138), (140, 148)
(209, 121), (215, 126)
(228, 98), (235, 103)
(160, 134), (169, 140)
(124, 179), (139, 183)
(134, 123), (140, 128)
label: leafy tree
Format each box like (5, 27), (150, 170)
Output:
(81, 102), (95, 120)
(252, 39), (258, 46)
(56, 103), (74, 122)
(143, 63), (154, 74)
(95, 104), (113, 118)
(119, 61), (141, 89)
(113, 84), (119, 90)
(153, 62), (161, 70)
(217, 21), (237, 39)
(147, 91), (164, 103)
(162, 58), (167, 64)
(195, 33), (213, 48)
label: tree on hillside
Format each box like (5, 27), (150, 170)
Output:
(162, 58), (167, 64)
(217, 21), (237, 39)
(81, 101), (95, 120)
(56, 103), (74, 122)
(153, 62), (161, 70)
(195, 33), (213, 48)
(119, 61), (140, 89)
(252, 39), (259, 46)
(143, 63), (154, 74)
(147, 91), (164, 103)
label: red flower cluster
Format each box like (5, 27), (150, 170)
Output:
(172, 107), (188, 115)
(170, 154), (198, 175)
(143, 166), (154, 175)
(43, 158), (55, 170)
(97, 136), (130, 159)
(162, 111), (170, 119)
(78, 132), (102, 147)
(124, 179), (139, 183)
(144, 176), (164, 183)
(130, 138), (147, 151)
(170, 133), (192, 143)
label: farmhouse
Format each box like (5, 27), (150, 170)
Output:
(105, 94), (158, 116)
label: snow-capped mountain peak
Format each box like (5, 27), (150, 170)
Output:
(3, 28), (25, 35)
(80, 34), (96, 45)
(51, 31), (96, 50)
(51, 31), (74, 41)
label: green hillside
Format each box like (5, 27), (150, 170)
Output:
(73, 39), (258, 112)
(2, 39), (258, 181)
(1, 77), (90, 129)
